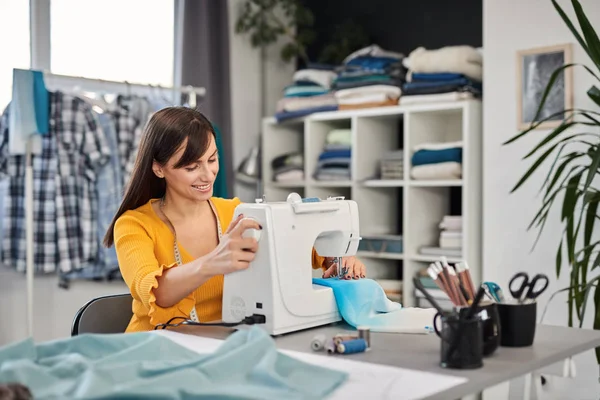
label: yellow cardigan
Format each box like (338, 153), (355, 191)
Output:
(114, 197), (327, 332)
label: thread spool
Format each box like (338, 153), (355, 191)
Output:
(311, 334), (327, 351)
(357, 326), (370, 348)
(325, 339), (336, 354)
(333, 335), (356, 345)
(336, 338), (368, 354)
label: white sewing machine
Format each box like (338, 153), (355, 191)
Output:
(221, 192), (361, 335)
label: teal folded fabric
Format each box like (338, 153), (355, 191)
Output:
(0, 326), (347, 399)
(313, 278), (437, 334)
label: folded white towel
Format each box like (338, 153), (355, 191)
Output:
(407, 45), (483, 81)
(411, 162), (462, 180)
(334, 85), (401, 101)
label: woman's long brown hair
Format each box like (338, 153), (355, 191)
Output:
(103, 106), (215, 247)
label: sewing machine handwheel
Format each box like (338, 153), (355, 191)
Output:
(241, 219), (262, 242)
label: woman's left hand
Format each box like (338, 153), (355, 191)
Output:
(322, 256), (366, 279)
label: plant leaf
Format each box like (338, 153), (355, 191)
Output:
(503, 107), (600, 146)
(524, 125), (581, 159)
(511, 144), (565, 193)
(571, 0), (600, 68)
(594, 284), (600, 364)
(551, 0), (599, 68)
(578, 275), (600, 328)
(557, 238), (563, 276)
(583, 145), (600, 192)
(587, 86), (600, 108)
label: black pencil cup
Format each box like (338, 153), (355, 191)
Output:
(456, 301), (501, 357)
(434, 313), (483, 369)
(497, 301), (537, 347)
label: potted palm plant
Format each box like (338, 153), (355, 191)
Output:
(504, 0), (600, 364)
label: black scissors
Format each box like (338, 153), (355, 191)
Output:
(509, 272), (549, 303)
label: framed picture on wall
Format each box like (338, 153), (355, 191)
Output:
(516, 43), (573, 130)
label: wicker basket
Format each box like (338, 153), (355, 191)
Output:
(380, 159), (403, 179)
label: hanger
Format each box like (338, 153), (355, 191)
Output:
(187, 85), (197, 109)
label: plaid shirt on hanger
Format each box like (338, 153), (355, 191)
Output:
(105, 95), (152, 187)
(53, 91), (111, 273)
(0, 93), (110, 274)
(0, 106), (59, 273)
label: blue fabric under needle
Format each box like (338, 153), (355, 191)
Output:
(313, 278), (437, 334)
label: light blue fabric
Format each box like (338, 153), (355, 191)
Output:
(0, 326), (347, 399)
(313, 278), (437, 333)
(32, 70), (49, 135)
(8, 69), (39, 155)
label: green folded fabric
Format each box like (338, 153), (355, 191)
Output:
(0, 326), (347, 399)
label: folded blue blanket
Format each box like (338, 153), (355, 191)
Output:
(412, 147), (463, 166)
(410, 72), (466, 82)
(275, 105), (338, 122)
(313, 278), (436, 334)
(318, 149), (351, 160)
(0, 326), (347, 399)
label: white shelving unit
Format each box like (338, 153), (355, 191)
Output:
(261, 100), (482, 307)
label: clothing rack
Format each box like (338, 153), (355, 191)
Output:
(42, 71), (206, 105)
(20, 69), (207, 337)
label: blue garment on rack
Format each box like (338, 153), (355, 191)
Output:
(8, 69), (49, 155)
(313, 278), (436, 333)
(58, 111), (121, 281)
(212, 123), (228, 198)
(0, 326), (347, 399)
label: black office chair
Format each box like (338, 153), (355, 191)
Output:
(71, 293), (134, 336)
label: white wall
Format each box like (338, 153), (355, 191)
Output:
(227, 0), (296, 202)
(483, 0), (600, 397)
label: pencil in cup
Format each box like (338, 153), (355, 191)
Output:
(429, 263), (457, 305)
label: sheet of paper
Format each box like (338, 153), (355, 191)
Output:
(154, 330), (467, 400)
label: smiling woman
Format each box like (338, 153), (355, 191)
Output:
(102, 107), (358, 332)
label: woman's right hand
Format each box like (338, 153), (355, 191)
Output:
(200, 214), (262, 276)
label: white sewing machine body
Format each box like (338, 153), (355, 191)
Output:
(221, 193), (361, 336)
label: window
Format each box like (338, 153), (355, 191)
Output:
(0, 1), (31, 110)
(50, 0), (174, 87)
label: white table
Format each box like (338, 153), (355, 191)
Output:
(158, 323), (600, 400)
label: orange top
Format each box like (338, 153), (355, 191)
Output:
(114, 197), (327, 332)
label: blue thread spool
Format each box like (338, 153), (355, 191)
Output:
(336, 338), (367, 354)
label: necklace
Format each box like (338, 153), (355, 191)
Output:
(158, 196), (223, 322)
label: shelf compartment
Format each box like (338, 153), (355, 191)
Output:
(306, 119), (352, 184)
(353, 186), (402, 238)
(354, 115), (403, 182)
(262, 120), (304, 185)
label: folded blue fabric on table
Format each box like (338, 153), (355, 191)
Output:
(313, 278), (436, 334)
(0, 326), (347, 399)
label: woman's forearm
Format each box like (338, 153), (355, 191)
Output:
(153, 259), (212, 308)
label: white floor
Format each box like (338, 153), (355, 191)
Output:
(0, 267), (128, 345)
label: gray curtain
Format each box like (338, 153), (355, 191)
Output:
(181, 0), (234, 197)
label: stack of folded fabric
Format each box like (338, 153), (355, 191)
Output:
(275, 65), (338, 122)
(410, 141), (462, 180)
(313, 129), (352, 181)
(271, 152), (304, 182)
(379, 149), (404, 180)
(419, 215), (463, 259)
(400, 45), (482, 104)
(332, 45), (406, 109)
